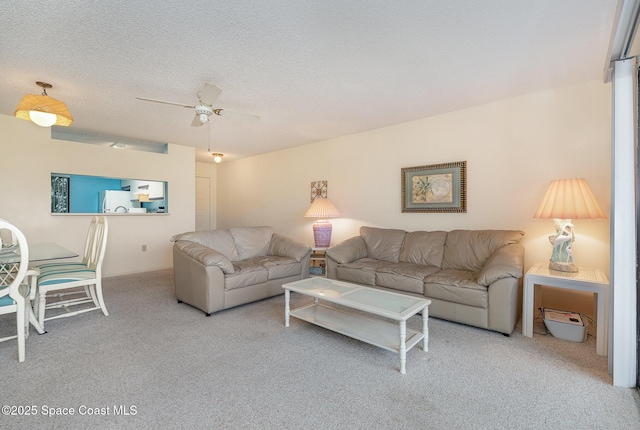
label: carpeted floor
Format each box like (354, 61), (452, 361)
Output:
(0, 269), (638, 429)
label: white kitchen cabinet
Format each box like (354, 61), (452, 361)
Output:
(121, 180), (165, 200)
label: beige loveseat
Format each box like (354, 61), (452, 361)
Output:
(325, 226), (525, 335)
(172, 226), (310, 315)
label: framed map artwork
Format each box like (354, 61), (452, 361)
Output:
(401, 161), (467, 213)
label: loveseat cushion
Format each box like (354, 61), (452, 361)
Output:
(336, 258), (391, 286)
(172, 230), (239, 261)
(360, 226), (407, 263)
(230, 226), (274, 260)
(398, 231), (447, 267)
(375, 262), (440, 294)
(424, 269), (488, 308)
(224, 261), (269, 290)
(441, 230), (525, 272)
(244, 256), (301, 279)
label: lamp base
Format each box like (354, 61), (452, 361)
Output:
(549, 261), (578, 273)
(312, 220), (332, 247)
(547, 218), (578, 273)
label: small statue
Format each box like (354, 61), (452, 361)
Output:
(548, 219), (578, 272)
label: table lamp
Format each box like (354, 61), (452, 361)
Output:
(533, 178), (606, 273)
(304, 197), (341, 247)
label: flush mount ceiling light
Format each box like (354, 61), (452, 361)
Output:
(212, 153), (223, 163)
(14, 81), (73, 127)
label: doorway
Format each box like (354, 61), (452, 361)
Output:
(195, 176), (211, 231)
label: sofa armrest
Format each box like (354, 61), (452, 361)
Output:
(326, 236), (368, 264)
(173, 245), (226, 315)
(174, 240), (235, 274)
(326, 236), (368, 280)
(477, 243), (524, 287)
(487, 277), (522, 335)
(269, 234), (311, 262)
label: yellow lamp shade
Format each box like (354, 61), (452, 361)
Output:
(15, 94), (73, 127)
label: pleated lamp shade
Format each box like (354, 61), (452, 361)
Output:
(15, 94), (73, 127)
(533, 178), (606, 220)
(304, 197), (341, 219)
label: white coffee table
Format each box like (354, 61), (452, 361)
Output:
(283, 277), (431, 374)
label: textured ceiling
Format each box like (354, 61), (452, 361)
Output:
(0, 1), (618, 163)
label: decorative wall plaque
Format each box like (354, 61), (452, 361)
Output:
(310, 180), (328, 202)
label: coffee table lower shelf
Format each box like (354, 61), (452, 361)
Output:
(290, 303), (424, 357)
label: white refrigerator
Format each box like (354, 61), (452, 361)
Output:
(99, 190), (135, 213)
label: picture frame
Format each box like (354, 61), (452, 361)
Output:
(401, 161), (467, 213)
(310, 180), (328, 202)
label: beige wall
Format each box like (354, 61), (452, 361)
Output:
(0, 114), (196, 276)
(217, 79), (612, 282)
(0, 79), (611, 315)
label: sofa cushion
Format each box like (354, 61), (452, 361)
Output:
(336, 258), (391, 286)
(245, 256), (301, 279)
(230, 226), (274, 260)
(360, 226), (407, 263)
(172, 230), (239, 261)
(424, 269), (488, 308)
(225, 261), (269, 290)
(398, 231), (447, 267)
(375, 262), (440, 294)
(441, 230), (525, 272)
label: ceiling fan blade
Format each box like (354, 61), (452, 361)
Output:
(136, 97), (194, 108)
(214, 109), (260, 123)
(200, 83), (222, 106)
(191, 114), (204, 127)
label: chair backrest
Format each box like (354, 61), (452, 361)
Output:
(86, 216), (108, 272)
(0, 220), (29, 302)
(0, 217), (18, 248)
(80, 216), (99, 266)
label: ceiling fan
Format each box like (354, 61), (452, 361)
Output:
(136, 83), (259, 126)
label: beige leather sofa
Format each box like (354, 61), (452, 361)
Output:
(172, 226), (310, 315)
(325, 226), (525, 335)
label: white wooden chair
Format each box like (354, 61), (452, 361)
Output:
(34, 217), (99, 324)
(0, 220), (39, 362)
(34, 216), (109, 330)
(35, 215), (101, 273)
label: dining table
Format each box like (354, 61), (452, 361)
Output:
(0, 242), (79, 334)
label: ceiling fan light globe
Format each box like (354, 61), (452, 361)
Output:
(29, 110), (57, 127)
(199, 113), (209, 123)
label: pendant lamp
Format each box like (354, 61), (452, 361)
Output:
(15, 82), (73, 127)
